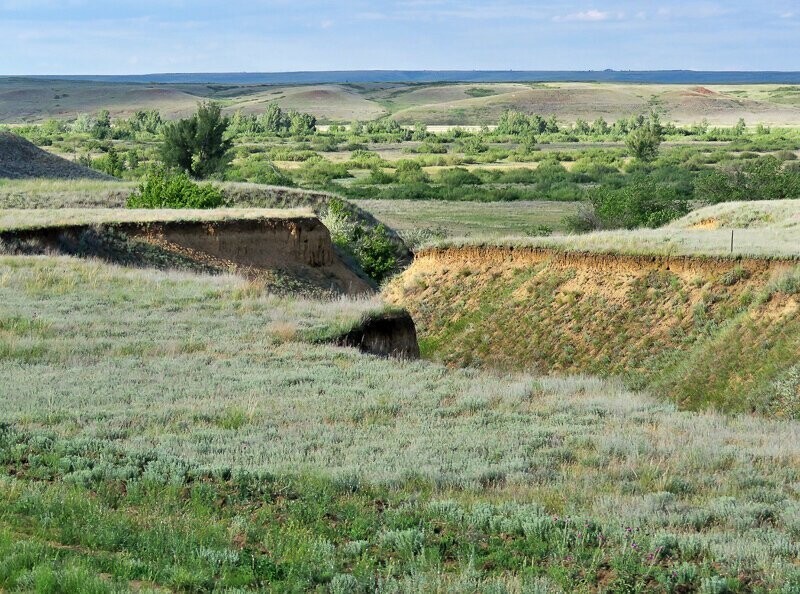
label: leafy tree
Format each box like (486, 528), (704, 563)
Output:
(228, 110), (261, 136)
(258, 103), (289, 134)
(93, 147), (124, 177)
(91, 110), (112, 139)
(322, 198), (397, 283)
(625, 113), (663, 162)
(289, 111), (317, 136)
(70, 114), (94, 134)
(497, 110), (532, 135)
(573, 119), (590, 135)
(691, 119), (710, 136)
(161, 102), (232, 178)
(353, 224), (397, 283)
(130, 110), (163, 135)
(411, 122), (429, 141)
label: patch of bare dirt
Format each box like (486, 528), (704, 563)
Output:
(690, 218), (720, 230)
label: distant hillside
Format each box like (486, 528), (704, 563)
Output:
(3, 78), (800, 126)
(20, 70), (800, 85)
(0, 132), (113, 180)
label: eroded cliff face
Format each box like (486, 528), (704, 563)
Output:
(134, 218), (336, 269)
(0, 216), (373, 295)
(386, 246), (800, 416)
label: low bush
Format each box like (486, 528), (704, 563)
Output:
(589, 178), (689, 229)
(127, 170), (224, 209)
(322, 197), (397, 283)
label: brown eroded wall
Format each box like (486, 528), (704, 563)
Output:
(385, 246), (800, 416)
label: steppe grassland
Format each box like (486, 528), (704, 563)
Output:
(432, 227), (800, 259)
(2, 254), (800, 591)
(0, 179), (135, 208)
(669, 199), (800, 230)
(0, 206), (314, 231)
(352, 199), (581, 238)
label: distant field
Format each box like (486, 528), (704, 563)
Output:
(4, 78), (800, 126)
(354, 199), (581, 239)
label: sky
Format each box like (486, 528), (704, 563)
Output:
(1, 0), (798, 75)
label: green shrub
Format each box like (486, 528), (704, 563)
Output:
(127, 170), (224, 209)
(695, 156), (800, 203)
(297, 158), (351, 186)
(436, 167), (482, 187)
(322, 198), (397, 283)
(590, 178), (689, 229)
(352, 224), (397, 283)
(91, 147), (125, 178)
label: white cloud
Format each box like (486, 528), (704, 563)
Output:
(553, 10), (612, 22)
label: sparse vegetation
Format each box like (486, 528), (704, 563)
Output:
(3, 255), (800, 591)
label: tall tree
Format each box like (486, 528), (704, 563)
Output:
(161, 102), (231, 178)
(625, 113), (664, 162)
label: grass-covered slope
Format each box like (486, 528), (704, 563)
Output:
(3, 255), (800, 591)
(387, 247), (800, 418)
(0, 132), (114, 180)
(669, 199), (800, 231)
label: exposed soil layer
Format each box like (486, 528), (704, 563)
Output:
(0, 216), (374, 295)
(336, 311), (420, 359)
(0, 131), (114, 180)
(386, 246), (800, 416)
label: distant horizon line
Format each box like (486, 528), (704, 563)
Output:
(4, 70), (800, 85)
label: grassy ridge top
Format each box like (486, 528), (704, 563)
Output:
(670, 199), (800, 230)
(430, 228), (800, 260)
(427, 201), (800, 260)
(0, 207), (316, 232)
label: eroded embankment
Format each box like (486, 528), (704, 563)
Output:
(386, 246), (800, 417)
(0, 216), (374, 295)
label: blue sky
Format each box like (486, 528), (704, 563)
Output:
(1, 0), (798, 74)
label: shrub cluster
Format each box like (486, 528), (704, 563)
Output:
(127, 170), (224, 209)
(322, 198), (397, 283)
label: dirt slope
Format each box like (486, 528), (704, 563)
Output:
(0, 132), (113, 180)
(386, 246), (800, 417)
(0, 215), (374, 296)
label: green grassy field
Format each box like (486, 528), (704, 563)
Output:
(352, 199), (582, 242)
(3, 254), (800, 592)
